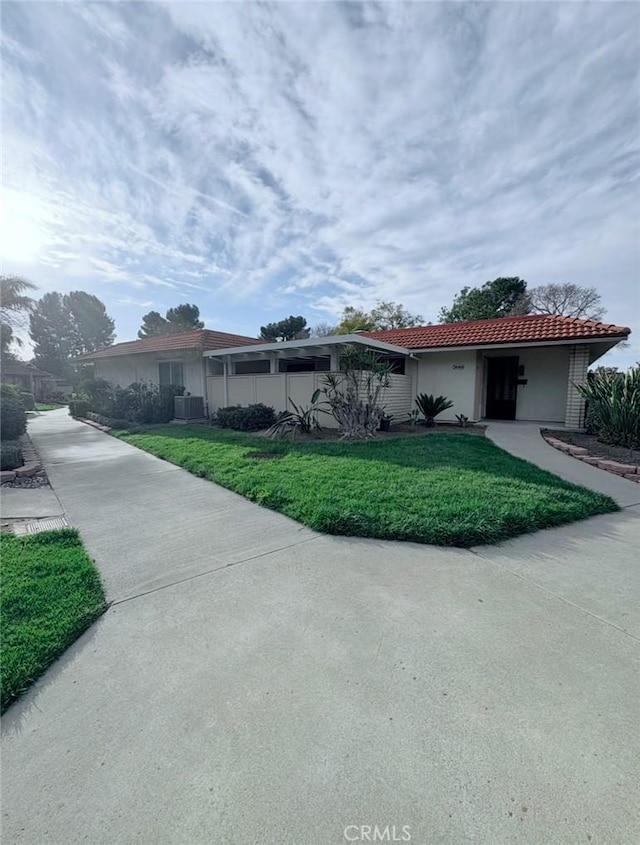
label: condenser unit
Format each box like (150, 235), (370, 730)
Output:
(174, 395), (205, 420)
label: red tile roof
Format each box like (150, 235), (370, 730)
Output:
(77, 329), (262, 360)
(363, 314), (630, 350)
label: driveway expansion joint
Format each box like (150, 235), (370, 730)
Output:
(471, 547), (640, 642)
(110, 533), (323, 606)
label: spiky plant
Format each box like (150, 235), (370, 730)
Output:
(415, 393), (454, 427)
(576, 365), (640, 452)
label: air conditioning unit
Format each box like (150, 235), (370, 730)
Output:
(174, 395), (205, 420)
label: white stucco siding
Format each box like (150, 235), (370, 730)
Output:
(92, 351), (206, 397)
(482, 345), (569, 422)
(415, 351), (479, 421)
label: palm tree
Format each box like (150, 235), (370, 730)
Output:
(0, 275), (37, 358)
(0, 275), (37, 327)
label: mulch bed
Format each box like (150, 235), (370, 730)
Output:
(542, 429), (640, 469)
(0, 434), (50, 488)
(255, 423), (486, 442)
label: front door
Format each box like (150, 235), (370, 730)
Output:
(485, 357), (519, 420)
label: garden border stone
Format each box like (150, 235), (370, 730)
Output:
(542, 433), (640, 482)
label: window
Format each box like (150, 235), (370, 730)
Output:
(234, 359), (271, 375)
(385, 356), (406, 375)
(158, 360), (185, 387)
(278, 356), (330, 373)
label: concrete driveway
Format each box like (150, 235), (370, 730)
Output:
(2, 410), (639, 844)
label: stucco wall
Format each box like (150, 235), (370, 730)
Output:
(481, 345), (569, 422)
(415, 350), (479, 421)
(92, 351), (206, 397)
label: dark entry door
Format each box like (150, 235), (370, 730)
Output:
(485, 357), (519, 420)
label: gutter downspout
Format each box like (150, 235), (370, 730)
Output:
(223, 358), (229, 407)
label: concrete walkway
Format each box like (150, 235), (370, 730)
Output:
(486, 421), (640, 507)
(2, 410), (639, 844)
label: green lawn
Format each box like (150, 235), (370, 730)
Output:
(35, 403), (66, 411)
(0, 529), (106, 712)
(116, 426), (617, 547)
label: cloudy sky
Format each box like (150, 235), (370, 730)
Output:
(2, 1), (639, 365)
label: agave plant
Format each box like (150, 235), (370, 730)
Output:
(576, 365), (640, 451)
(266, 389), (324, 439)
(415, 393), (454, 427)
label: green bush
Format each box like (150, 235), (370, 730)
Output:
(86, 412), (135, 429)
(159, 385), (186, 423)
(576, 365), (640, 448)
(74, 379), (185, 424)
(215, 404), (276, 431)
(0, 439), (23, 471)
(68, 399), (90, 419)
(415, 393), (454, 427)
(1, 384), (27, 440)
(20, 392), (36, 411)
(1, 383), (22, 399)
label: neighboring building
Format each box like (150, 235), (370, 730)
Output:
(0, 359), (72, 399)
(203, 314), (630, 428)
(76, 329), (262, 411)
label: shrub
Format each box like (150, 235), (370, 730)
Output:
(73, 380), (185, 424)
(1, 384), (27, 440)
(415, 394), (454, 427)
(68, 399), (90, 419)
(20, 392), (36, 411)
(38, 386), (67, 404)
(322, 345), (391, 440)
(215, 403), (276, 431)
(267, 391), (324, 438)
(158, 385), (185, 423)
(1, 383), (22, 399)
(87, 412), (133, 429)
(74, 377), (113, 414)
(0, 439), (23, 471)
(576, 365), (640, 449)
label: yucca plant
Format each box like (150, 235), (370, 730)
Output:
(322, 345), (392, 440)
(575, 365), (640, 451)
(415, 393), (454, 427)
(266, 389), (324, 439)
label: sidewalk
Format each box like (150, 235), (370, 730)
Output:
(21, 409), (317, 602)
(486, 421), (640, 507)
(2, 410), (638, 845)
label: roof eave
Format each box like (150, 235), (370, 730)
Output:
(203, 334), (410, 357)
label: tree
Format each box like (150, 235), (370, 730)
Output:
(259, 315), (310, 342)
(369, 301), (424, 330)
(1, 275), (37, 359)
(0, 275), (37, 328)
(66, 291), (115, 356)
(1, 323), (17, 359)
(438, 277), (530, 323)
(334, 307), (375, 334)
(138, 303), (204, 338)
(309, 321), (338, 337)
(528, 283), (605, 321)
(165, 304), (204, 332)
(29, 292), (75, 377)
(334, 301), (424, 334)
(138, 311), (169, 338)
(29, 290), (115, 377)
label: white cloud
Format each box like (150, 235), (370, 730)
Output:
(0, 1), (637, 362)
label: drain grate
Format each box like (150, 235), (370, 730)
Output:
(25, 517), (69, 534)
